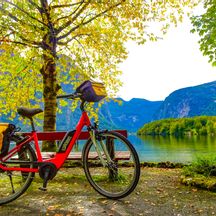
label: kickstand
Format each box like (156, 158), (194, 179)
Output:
(39, 167), (50, 191)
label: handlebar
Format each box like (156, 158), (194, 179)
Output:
(57, 92), (81, 100)
(57, 92), (86, 111)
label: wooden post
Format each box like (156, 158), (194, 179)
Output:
(106, 137), (118, 181)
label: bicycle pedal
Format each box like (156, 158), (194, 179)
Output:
(39, 187), (47, 191)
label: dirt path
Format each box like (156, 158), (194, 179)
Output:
(1, 167), (216, 216)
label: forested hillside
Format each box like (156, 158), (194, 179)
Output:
(137, 116), (216, 136)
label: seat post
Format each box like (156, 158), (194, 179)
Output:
(30, 117), (36, 131)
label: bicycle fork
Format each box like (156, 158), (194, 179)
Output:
(89, 130), (112, 167)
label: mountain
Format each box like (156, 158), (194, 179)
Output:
(56, 84), (162, 131)
(99, 98), (162, 132)
(56, 98), (163, 132)
(153, 81), (216, 120)
(2, 81), (216, 132)
(0, 98), (162, 132)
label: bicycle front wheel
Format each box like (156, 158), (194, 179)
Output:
(0, 144), (36, 205)
(83, 131), (140, 199)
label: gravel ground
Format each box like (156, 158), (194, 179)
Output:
(0, 167), (216, 216)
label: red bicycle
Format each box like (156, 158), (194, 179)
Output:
(0, 80), (140, 205)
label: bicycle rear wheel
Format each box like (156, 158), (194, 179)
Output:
(0, 144), (36, 205)
(82, 131), (140, 199)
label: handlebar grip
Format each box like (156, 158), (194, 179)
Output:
(56, 94), (71, 99)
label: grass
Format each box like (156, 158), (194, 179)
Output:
(91, 173), (128, 184)
(181, 155), (216, 191)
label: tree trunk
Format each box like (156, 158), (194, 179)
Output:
(40, 1), (60, 151)
(41, 53), (58, 151)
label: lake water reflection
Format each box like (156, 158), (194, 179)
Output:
(128, 135), (216, 163)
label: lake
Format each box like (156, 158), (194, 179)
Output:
(10, 133), (216, 163)
(128, 134), (216, 163)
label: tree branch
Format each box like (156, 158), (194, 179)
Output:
(0, 5), (45, 33)
(28, 0), (42, 13)
(57, 1), (124, 41)
(55, 1), (84, 24)
(57, 33), (90, 45)
(0, 26), (42, 47)
(74, 37), (90, 66)
(0, 38), (39, 47)
(56, 0), (89, 34)
(0, 5), (19, 22)
(50, 2), (84, 9)
(2, 0), (46, 27)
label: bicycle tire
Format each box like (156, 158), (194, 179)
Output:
(82, 131), (140, 199)
(0, 144), (36, 205)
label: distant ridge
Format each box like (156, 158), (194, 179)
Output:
(153, 81), (216, 120)
(99, 98), (162, 131)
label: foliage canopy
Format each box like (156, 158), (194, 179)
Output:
(191, 0), (216, 66)
(0, 0), (199, 141)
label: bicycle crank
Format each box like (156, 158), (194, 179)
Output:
(38, 162), (57, 191)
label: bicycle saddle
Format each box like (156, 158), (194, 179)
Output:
(17, 107), (43, 118)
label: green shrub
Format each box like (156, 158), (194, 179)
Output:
(183, 155), (216, 177)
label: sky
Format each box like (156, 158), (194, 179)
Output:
(117, 16), (216, 102)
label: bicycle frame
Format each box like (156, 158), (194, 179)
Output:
(0, 111), (91, 172)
